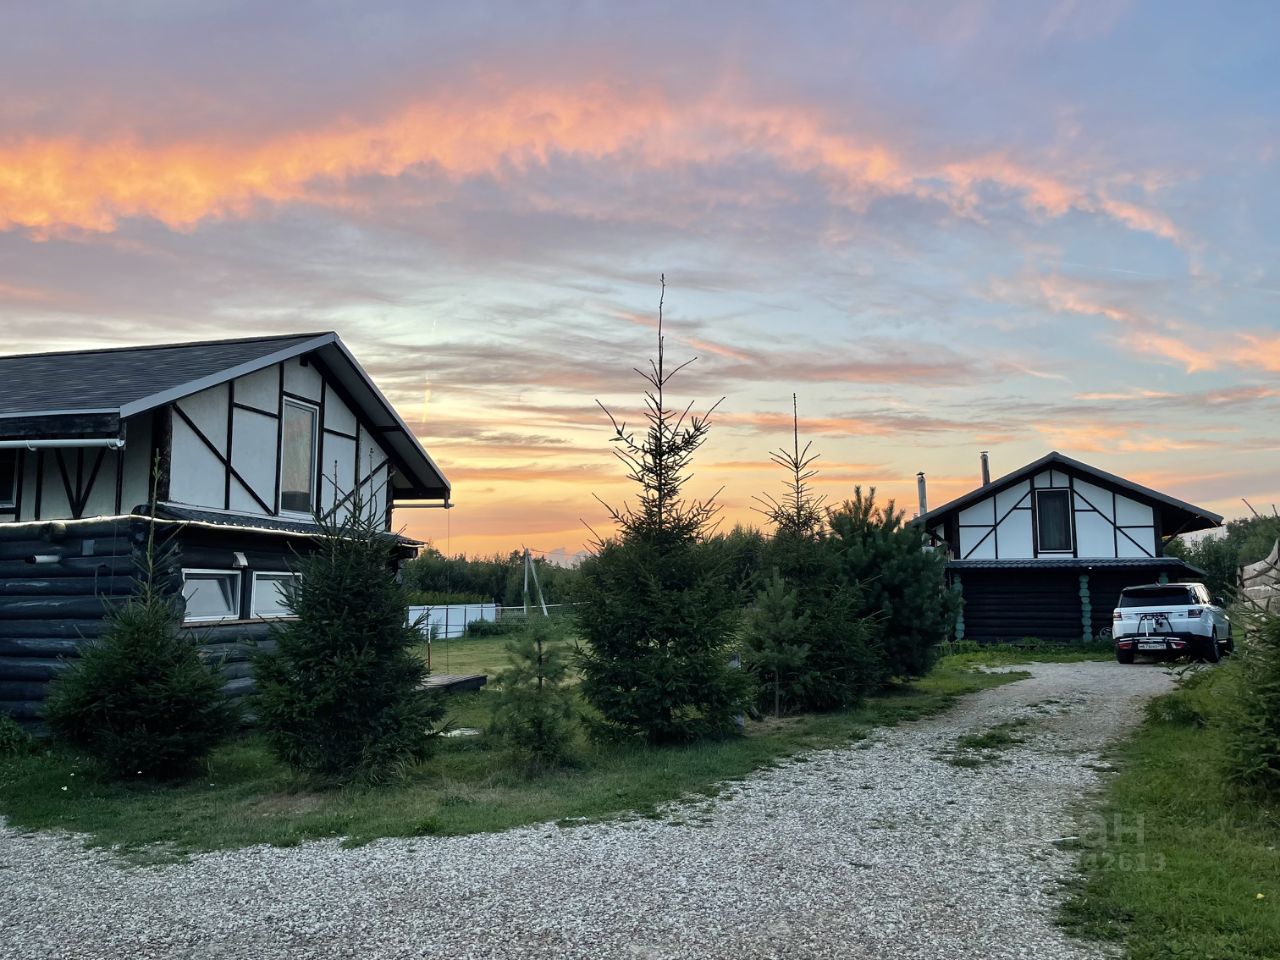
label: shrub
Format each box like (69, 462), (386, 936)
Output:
(827, 487), (958, 680)
(490, 620), (577, 770)
(1224, 614), (1280, 799)
(254, 504), (445, 784)
(0, 713), (32, 757)
(43, 579), (237, 779)
(465, 618), (520, 637)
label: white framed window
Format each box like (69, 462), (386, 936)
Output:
(251, 571), (301, 619)
(279, 399), (319, 515)
(0, 449), (16, 507)
(181, 569), (242, 622)
(1035, 489), (1073, 552)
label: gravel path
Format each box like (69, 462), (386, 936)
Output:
(0, 661), (1174, 959)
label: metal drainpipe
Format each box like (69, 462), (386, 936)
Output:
(0, 438), (125, 450)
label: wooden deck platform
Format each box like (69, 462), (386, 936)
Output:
(423, 673), (488, 693)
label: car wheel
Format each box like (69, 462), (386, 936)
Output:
(1202, 633), (1222, 664)
(1115, 647), (1135, 664)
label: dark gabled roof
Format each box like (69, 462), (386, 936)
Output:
(0, 333), (326, 417)
(0, 332), (449, 501)
(914, 451), (1221, 535)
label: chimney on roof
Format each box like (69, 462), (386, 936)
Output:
(916, 471), (928, 516)
(981, 451), (991, 486)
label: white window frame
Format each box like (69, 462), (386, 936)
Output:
(278, 398), (320, 518)
(250, 570), (301, 620)
(1034, 488), (1074, 553)
(0, 449), (17, 507)
(181, 568), (243, 623)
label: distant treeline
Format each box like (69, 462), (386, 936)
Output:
(400, 548), (581, 607)
(1166, 514), (1280, 598)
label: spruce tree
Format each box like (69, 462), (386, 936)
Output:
(576, 277), (750, 743)
(45, 518), (237, 779)
(491, 619), (577, 771)
(254, 500), (444, 783)
(753, 399), (883, 710)
(741, 572), (810, 717)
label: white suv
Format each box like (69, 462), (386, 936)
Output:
(1112, 582), (1232, 664)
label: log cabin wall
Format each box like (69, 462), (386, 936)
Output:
(0, 518), (330, 728)
(0, 518), (139, 725)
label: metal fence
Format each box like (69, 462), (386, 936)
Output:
(408, 602), (577, 641)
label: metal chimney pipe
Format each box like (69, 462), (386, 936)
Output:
(981, 451), (990, 486)
(916, 471), (928, 516)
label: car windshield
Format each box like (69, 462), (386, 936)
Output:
(1118, 587), (1193, 608)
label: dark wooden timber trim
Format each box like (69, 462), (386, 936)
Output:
(0, 413), (120, 441)
(274, 364), (284, 513)
(316, 380), (327, 514)
(224, 380), (235, 510)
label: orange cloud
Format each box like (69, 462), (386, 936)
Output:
(0, 86), (1182, 245)
(1117, 329), (1280, 374)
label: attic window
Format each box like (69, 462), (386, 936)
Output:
(280, 399), (318, 514)
(0, 449), (15, 507)
(1036, 489), (1072, 552)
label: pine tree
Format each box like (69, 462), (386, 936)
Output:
(491, 619), (577, 770)
(254, 499), (444, 783)
(577, 276), (750, 743)
(827, 486), (957, 679)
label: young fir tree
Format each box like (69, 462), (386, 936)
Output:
(741, 572), (810, 717)
(491, 618), (577, 771)
(750, 398), (883, 710)
(254, 495), (443, 784)
(576, 277), (751, 743)
(45, 509), (237, 779)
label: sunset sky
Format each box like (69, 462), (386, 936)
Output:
(2, 2), (1278, 561)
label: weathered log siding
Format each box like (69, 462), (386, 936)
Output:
(0, 519), (297, 726)
(0, 518), (136, 723)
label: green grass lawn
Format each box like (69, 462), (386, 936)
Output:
(1061, 664), (1280, 959)
(417, 632), (518, 677)
(0, 655), (1023, 861)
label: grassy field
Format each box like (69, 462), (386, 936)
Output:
(1061, 663), (1280, 959)
(417, 632), (518, 677)
(0, 649), (1024, 861)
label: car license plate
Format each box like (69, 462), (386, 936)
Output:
(1138, 641), (1165, 650)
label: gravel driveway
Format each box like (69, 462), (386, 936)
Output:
(0, 661), (1173, 960)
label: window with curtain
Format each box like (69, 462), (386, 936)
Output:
(1036, 489), (1072, 552)
(280, 399), (317, 514)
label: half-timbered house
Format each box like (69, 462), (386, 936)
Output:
(912, 451), (1220, 644)
(0, 332), (449, 724)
